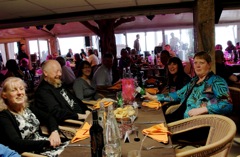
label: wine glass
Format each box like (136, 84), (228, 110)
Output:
(102, 144), (121, 157)
(129, 104), (138, 131)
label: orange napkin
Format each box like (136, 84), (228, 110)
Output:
(145, 88), (159, 95)
(71, 122), (90, 143)
(94, 98), (115, 109)
(142, 123), (171, 143)
(142, 100), (162, 110)
(108, 83), (121, 90)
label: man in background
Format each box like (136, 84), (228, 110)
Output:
(134, 34), (141, 54)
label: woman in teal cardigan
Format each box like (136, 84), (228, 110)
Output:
(144, 51), (233, 123)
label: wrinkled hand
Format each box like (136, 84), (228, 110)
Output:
(142, 92), (157, 101)
(188, 107), (208, 117)
(78, 110), (91, 120)
(49, 130), (61, 148)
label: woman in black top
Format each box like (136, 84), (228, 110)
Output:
(0, 77), (68, 156)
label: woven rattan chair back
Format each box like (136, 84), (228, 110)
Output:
(167, 114), (236, 157)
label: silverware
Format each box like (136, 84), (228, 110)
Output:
(142, 145), (173, 150)
(135, 121), (165, 124)
(68, 144), (90, 147)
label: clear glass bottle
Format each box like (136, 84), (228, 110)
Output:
(122, 67), (126, 78)
(90, 110), (104, 157)
(105, 105), (121, 157)
(98, 102), (105, 129)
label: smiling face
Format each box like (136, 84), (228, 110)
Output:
(1, 78), (27, 112)
(193, 57), (211, 79)
(168, 62), (178, 75)
(82, 64), (91, 77)
(43, 60), (62, 88)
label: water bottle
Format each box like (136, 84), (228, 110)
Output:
(127, 66), (132, 78)
(105, 105), (121, 157)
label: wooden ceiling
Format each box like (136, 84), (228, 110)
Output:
(0, 0), (240, 39)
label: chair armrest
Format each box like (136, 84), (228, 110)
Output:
(228, 86), (240, 92)
(64, 119), (83, 125)
(165, 104), (181, 115)
(21, 152), (47, 157)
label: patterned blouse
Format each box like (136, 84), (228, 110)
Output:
(156, 72), (233, 118)
(14, 108), (68, 157)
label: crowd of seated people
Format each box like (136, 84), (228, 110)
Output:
(0, 43), (237, 155)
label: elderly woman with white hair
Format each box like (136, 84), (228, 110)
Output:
(0, 77), (68, 156)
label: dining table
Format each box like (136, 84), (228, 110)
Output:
(59, 100), (176, 157)
(225, 61), (240, 73)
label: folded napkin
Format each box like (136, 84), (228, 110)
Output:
(145, 88), (159, 95)
(71, 122), (90, 143)
(142, 100), (162, 110)
(142, 123), (171, 143)
(93, 98), (115, 109)
(108, 82), (122, 90)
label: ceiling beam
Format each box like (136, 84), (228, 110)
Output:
(0, 2), (194, 29)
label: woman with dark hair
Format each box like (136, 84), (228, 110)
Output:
(161, 57), (191, 93)
(4, 59), (24, 80)
(144, 51), (232, 123)
(73, 61), (100, 101)
(73, 53), (82, 77)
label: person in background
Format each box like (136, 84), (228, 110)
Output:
(160, 50), (171, 77)
(17, 44), (29, 63)
(169, 32), (181, 54)
(215, 50), (239, 84)
(66, 48), (73, 58)
(73, 61), (100, 101)
(4, 59), (24, 80)
(134, 34), (141, 54)
(144, 51), (232, 123)
(0, 144), (20, 157)
(0, 77), (68, 156)
(73, 53), (83, 77)
(19, 58), (34, 91)
(93, 53), (114, 87)
(215, 44), (223, 51)
(119, 48), (131, 78)
(34, 60), (91, 123)
(56, 56), (76, 87)
(80, 50), (87, 61)
(225, 40), (236, 53)
(164, 44), (176, 57)
(87, 49), (99, 76)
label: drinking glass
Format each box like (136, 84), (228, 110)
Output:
(102, 144), (121, 157)
(128, 150), (141, 157)
(129, 106), (138, 131)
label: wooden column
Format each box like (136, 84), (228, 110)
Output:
(193, 0), (215, 72)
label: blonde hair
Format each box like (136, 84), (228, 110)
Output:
(0, 77), (28, 111)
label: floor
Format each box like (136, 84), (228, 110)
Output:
(228, 117), (240, 157)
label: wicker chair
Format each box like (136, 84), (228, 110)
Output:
(228, 86), (240, 117)
(167, 114), (236, 157)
